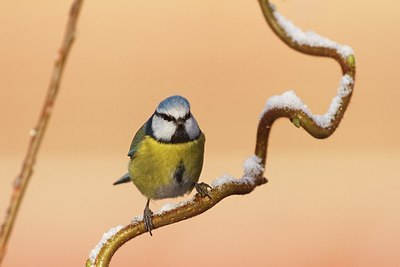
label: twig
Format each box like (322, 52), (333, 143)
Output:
(86, 1), (356, 266)
(0, 0), (85, 264)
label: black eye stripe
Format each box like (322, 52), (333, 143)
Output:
(155, 111), (175, 122)
(162, 114), (175, 122)
(183, 112), (191, 120)
(155, 111), (191, 122)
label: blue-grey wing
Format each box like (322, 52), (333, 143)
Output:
(127, 121), (148, 158)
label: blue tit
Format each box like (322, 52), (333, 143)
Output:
(113, 95), (211, 235)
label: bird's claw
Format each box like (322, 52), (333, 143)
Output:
(195, 182), (212, 198)
(143, 205), (154, 236)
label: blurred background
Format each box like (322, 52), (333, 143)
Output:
(1, 0), (399, 266)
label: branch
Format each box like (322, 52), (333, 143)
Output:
(86, 1), (356, 266)
(255, 0), (356, 164)
(0, 0), (85, 264)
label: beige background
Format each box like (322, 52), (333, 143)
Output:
(1, 0), (399, 266)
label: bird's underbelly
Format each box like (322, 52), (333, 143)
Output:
(129, 135), (205, 200)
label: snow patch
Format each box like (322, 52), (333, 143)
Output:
(273, 10), (354, 59)
(155, 200), (191, 215)
(212, 174), (236, 188)
(261, 75), (353, 128)
(88, 225), (124, 264)
(131, 215), (143, 224)
(212, 156), (264, 188)
(159, 203), (177, 213)
(243, 155), (264, 178)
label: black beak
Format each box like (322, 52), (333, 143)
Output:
(176, 119), (185, 126)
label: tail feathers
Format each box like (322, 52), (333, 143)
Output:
(113, 173), (131, 185)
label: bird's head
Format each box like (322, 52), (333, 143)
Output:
(150, 95), (201, 143)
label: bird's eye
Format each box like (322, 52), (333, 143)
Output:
(156, 112), (175, 122)
(183, 112), (191, 121)
(162, 114), (175, 122)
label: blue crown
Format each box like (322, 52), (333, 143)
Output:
(156, 95), (190, 113)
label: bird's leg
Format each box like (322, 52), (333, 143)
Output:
(143, 198), (154, 236)
(195, 182), (212, 198)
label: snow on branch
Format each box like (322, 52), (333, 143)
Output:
(259, 0), (355, 75)
(87, 1), (356, 266)
(255, 0), (356, 165)
(86, 156), (267, 267)
(88, 225), (124, 264)
(272, 10), (354, 59)
(262, 74), (354, 128)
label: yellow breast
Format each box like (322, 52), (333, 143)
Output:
(129, 134), (205, 199)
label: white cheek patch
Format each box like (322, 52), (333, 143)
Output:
(185, 117), (200, 140)
(151, 116), (176, 141)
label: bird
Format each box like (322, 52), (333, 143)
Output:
(113, 95), (211, 235)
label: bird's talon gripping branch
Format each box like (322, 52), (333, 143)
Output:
(195, 182), (212, 198)
(143, 199), (154, 236)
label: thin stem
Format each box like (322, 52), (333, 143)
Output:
(0, 1), (85, 264)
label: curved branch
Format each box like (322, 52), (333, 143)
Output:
(87, 157), (266, 266)
(258, 1), (355, 75)
(0, 1), (85, 264)
(255, 0), (356, 164)
(86, 1), (356, 266)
